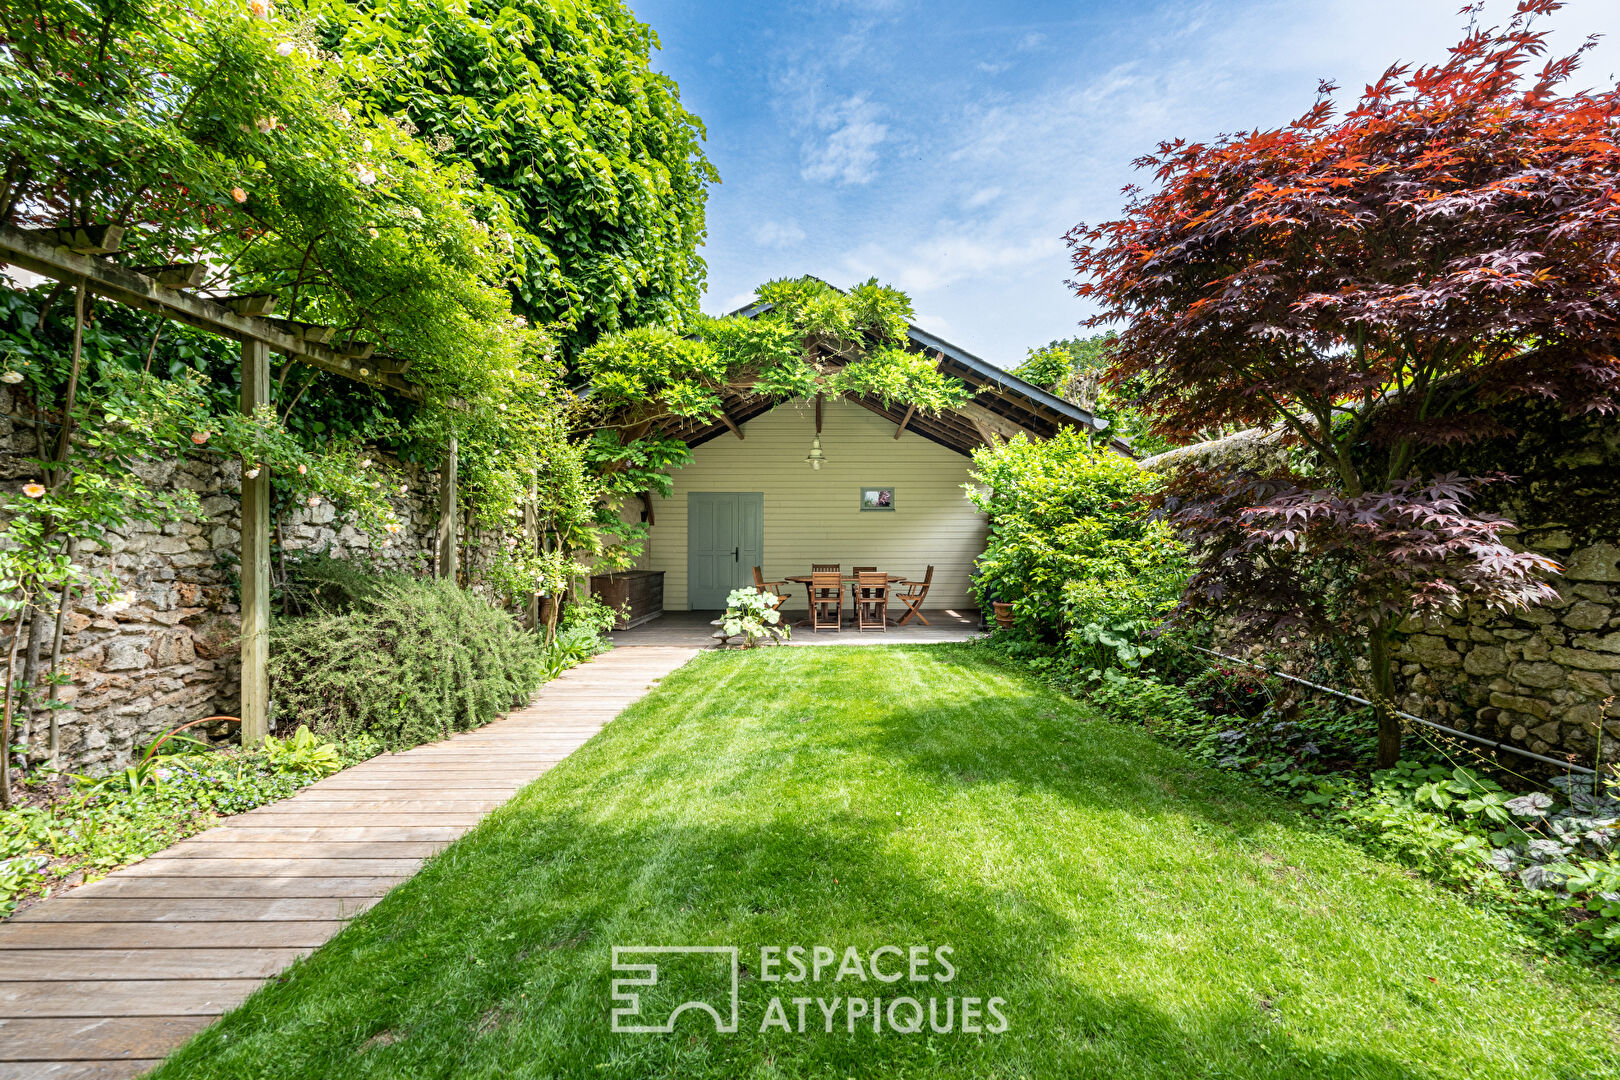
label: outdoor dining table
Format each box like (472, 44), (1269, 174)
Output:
(783, 573), (909, 628)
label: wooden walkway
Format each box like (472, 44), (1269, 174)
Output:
(0, 646), (698, 1080)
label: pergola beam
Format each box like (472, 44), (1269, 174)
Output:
(718, 410), (744, 440)
(0, 225), (421, 399)
(893, 402), (916, 440)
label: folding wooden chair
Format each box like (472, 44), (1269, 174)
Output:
(894, 565), (933, 626)
(808, 571), (843, 631)
(854, 571), (889, 631)
(752, 565), (788, 611)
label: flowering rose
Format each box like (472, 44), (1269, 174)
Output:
(307, 496), (319, 507)
(255, 116), (279, 133)
(356, 165), (377, 186)
(191, 431), (210, 445)
(276, 41), (296, 57)
(297, 463), (307, 475)
(22, 482), (46, 498)
(360, 458), (372, 468)
(385, 522), (402, 534)
(231, 187), (247, 203)
(1, 371), (22, 384)
(244, 467), (261, 479)
(248, 0), (271, 18)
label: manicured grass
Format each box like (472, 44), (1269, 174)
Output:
(151, 645), (1620, 1079)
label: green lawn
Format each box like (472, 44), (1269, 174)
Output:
(152, 645), (1620, 1079)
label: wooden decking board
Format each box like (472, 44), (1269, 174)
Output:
(0, 1060), (163, 1080)
(0, 1017), (212, 1059)
(2, 948), (313, 982)
(0, 644), (698, 1073)
(10, 898), (378, 923)
(0, 922), (348, 950)
(0, 980), (263, 1017)
(61, 876), (407, 900)
(116, 858), (428, 878)
(158, 842), (448, 860)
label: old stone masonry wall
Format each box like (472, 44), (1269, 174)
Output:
(1, 384), (442, 774)
(1145, 400), (1620, 770)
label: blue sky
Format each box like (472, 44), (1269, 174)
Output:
(634, 0), (1620, 370)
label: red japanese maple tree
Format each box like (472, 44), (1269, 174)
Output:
(1067, 0), (1620, 764)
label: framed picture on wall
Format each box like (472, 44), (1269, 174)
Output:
(859, 486), (895, 511)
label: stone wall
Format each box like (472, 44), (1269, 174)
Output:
(0, 384), (444, 774)
(1142, 400), (1620, 770)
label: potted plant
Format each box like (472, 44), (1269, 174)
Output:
(992, 601), (1016, 630)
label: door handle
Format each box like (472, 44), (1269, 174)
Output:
(732, 547), (740, 562)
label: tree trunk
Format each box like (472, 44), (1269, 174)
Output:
(1368, 631), (1402, 767)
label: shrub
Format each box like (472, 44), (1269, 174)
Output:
(271, 574), (551, 748)
(719, 587), (789, 648)
(967, 429), (1187, 672)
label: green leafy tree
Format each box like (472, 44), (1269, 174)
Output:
(311, 0), (718, 354)
(1012, 334), (1182, 455)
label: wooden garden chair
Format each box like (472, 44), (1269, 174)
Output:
(811, 562), (840, 576)
(752, 566), (788, 611)
(849, 566), (879, 609)
(854, 571), (889, 631)
(808, 571), (843, 631)
(894, 565), (934, 626)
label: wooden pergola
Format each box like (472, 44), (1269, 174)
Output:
(0, 224), (464, 745)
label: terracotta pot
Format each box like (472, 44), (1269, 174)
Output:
(992, 601), (1015, 629)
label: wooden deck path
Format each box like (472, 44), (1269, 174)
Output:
(0, 645), (698, 1080)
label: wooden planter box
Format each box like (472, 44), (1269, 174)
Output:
(591, 570), (664, 630)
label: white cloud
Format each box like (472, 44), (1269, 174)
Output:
(963, 186), (1001, 210)
(801, 94), (888, 185)
(912, 311), (952, 337)
(976, 60), (1010, 75)
(752, 220), (808, 247)
(840, 227), (1064, 296)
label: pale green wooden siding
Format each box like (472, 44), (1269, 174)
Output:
(638, 398), (986, 611)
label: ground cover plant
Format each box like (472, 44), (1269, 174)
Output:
(151, 646), (1620, 1079)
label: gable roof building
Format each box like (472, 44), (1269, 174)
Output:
(611, 305), (1118, 622)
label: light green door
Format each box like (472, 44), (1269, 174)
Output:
(688, 492), (764, 609)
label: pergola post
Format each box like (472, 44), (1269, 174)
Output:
(436, 435), (458, 579)
(524, 469), (540, 630)
(239, 339), (271, 745)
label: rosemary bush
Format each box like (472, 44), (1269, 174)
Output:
(271, 574), (551, 748)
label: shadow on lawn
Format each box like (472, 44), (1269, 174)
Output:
(149, 805), (1441, 1080)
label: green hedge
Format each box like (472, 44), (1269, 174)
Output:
(270, 575), (552, 749)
